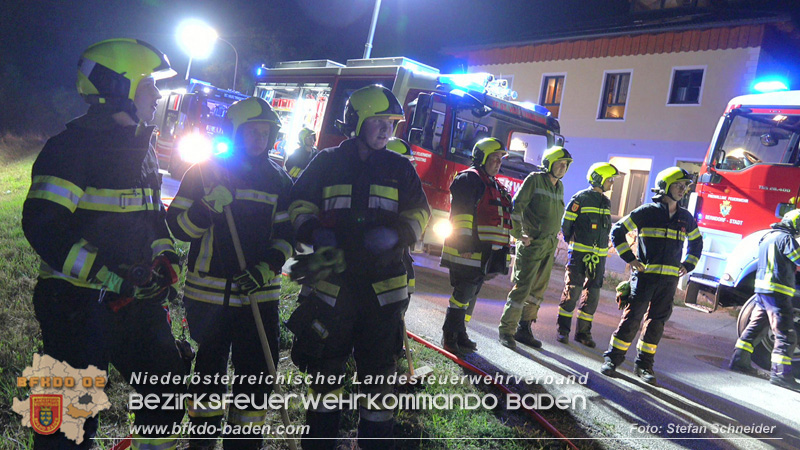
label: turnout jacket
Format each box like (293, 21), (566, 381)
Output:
(441, 167), (512, 271)
(611, 200), (703, 277)
(22, 108), (174, 290)
(754, 225), (800, 296)
(284, 146), (318, 180)
(562, 187), (612, 256)
(511, 171), (564, 241)
(167, 156), (293, 306)
(288, 138), (430, 306)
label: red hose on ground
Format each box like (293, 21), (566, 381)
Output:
(406, 330), (580, 450)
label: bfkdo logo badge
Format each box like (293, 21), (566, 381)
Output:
(31, 394), (62, 434)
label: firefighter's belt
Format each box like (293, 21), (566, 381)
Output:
(582, 253), (601, 279)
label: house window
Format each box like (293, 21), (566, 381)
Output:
(540, 75), (564, 118)
(669, 69), (704, 105)
(599, 72), (631, 120)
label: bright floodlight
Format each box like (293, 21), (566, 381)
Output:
(177, 19), (218, 59)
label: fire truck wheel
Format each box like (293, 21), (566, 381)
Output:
(736, 295), (800, 377)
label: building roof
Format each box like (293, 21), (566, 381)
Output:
(446, 8), (797, 65)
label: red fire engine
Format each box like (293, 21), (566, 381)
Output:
(153, 79), (248, 178)
(253, 57), (564, 248)
(687, 89), (800, 372)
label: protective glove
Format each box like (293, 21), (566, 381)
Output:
(152, 251), (181, 289)
(201, 185), (233, 214)
(311, 228), (337, 250)
(289, 247), (346, 285)
(95, 266), (135, 297)
(364, 226), (399, 255)
(233, 262), (276, 294)
(615, 280), (631, 310)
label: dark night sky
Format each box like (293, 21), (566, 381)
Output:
(1, 0), (632, 94)
(1, 0), (795, 134)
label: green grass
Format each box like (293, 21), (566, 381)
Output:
(0, 137), (587, 449)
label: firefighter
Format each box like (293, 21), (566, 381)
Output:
(729, 210), (800, 391)
(286, 85), (430, 449)
(557, 163), (621, 347)
(21, 39), (185, 449)
(167, 97), (294, 448)
(440, 137), (512, 354)
(498, 146), (571, 349)
(601, 167), (703, 385)
(285, 126), (318, 180)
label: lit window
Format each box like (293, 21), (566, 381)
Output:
(539, 75), (564, 118)
(599, 72), (631, 120)
(669, 69), (704, 105)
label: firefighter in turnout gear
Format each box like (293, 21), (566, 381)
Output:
(21, 38), (185, 450)
(285, 126), (318, 180)
(287, 85), (430, 449)
(729, 210), (800, 391)
(441, 137), (512, 354)
(498, 146), (570, 349)
(601, 167), (702, 385)
(166, 97), (293, 449)
(557, 163), (621, 347)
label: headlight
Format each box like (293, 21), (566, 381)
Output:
(433, 219), (453, 239)
(178, 133), (212, 164)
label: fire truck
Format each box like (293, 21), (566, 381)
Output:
(686, 89), (800, 373)
(253, 57), (563, 248)
(153, 79), (248, 178)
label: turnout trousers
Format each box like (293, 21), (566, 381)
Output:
(558, 251), (606, 337)
(289, 271), (408, 450)
(735, 293), (797, 379)
(184, 299), (280, 450)
(603, 273), (679, 369)
(499, 236), (557, 335)
(32, 279), (185, 450)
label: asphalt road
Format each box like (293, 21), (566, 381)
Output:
(406, 253), (800, 450)
(159, 174), (799, 449)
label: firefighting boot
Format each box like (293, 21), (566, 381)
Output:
(575, 317), (596, 348)
(634, 364), (657, 385)
(729, 348), (757, 375)
(457, 331), (477, 352)
(358, 414), (395, 450)
(514, 320), (542, 348)
(499, 332), (516, 349)
(303, 410), (341, 450)
(770, 363), (800, 392)
(442, 308), (466, 355)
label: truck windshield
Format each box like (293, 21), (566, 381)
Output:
(713, 113), (800, 171)
(447, 108), (550, 174)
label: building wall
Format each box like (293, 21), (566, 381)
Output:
(470, 46), (761, 207)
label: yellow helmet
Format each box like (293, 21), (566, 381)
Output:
(472, 137), (507, 166)
(226, 97), (282, 149)
(77, 38), (175, 104)
(780, 209), (800, 235)
(298, 127), (316, 145)
(339, 85), (404, 137)
(587, 162), (620, 190)
(654, 167), (692, 194)
(541, 146), (573, 173)
(386, 137), (413, 160)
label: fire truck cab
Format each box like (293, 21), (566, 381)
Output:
(153, 79), (248, 178)
(687, 90), (800, 308)
(253, 57), (563, 248)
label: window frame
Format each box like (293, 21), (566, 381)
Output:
(666, 65), (706, 107)
(538, 73), (567, 119)
(596, 70), (634, 122)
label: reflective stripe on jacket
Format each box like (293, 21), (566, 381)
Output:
(562, 187), (612, 255)
(611, 201), (702, 276)
(441, 167), (512, 270)
(754, 227), (800, 296)
(22, 109), (174, 289)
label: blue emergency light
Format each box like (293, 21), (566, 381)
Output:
(753, 79), (789, 93)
